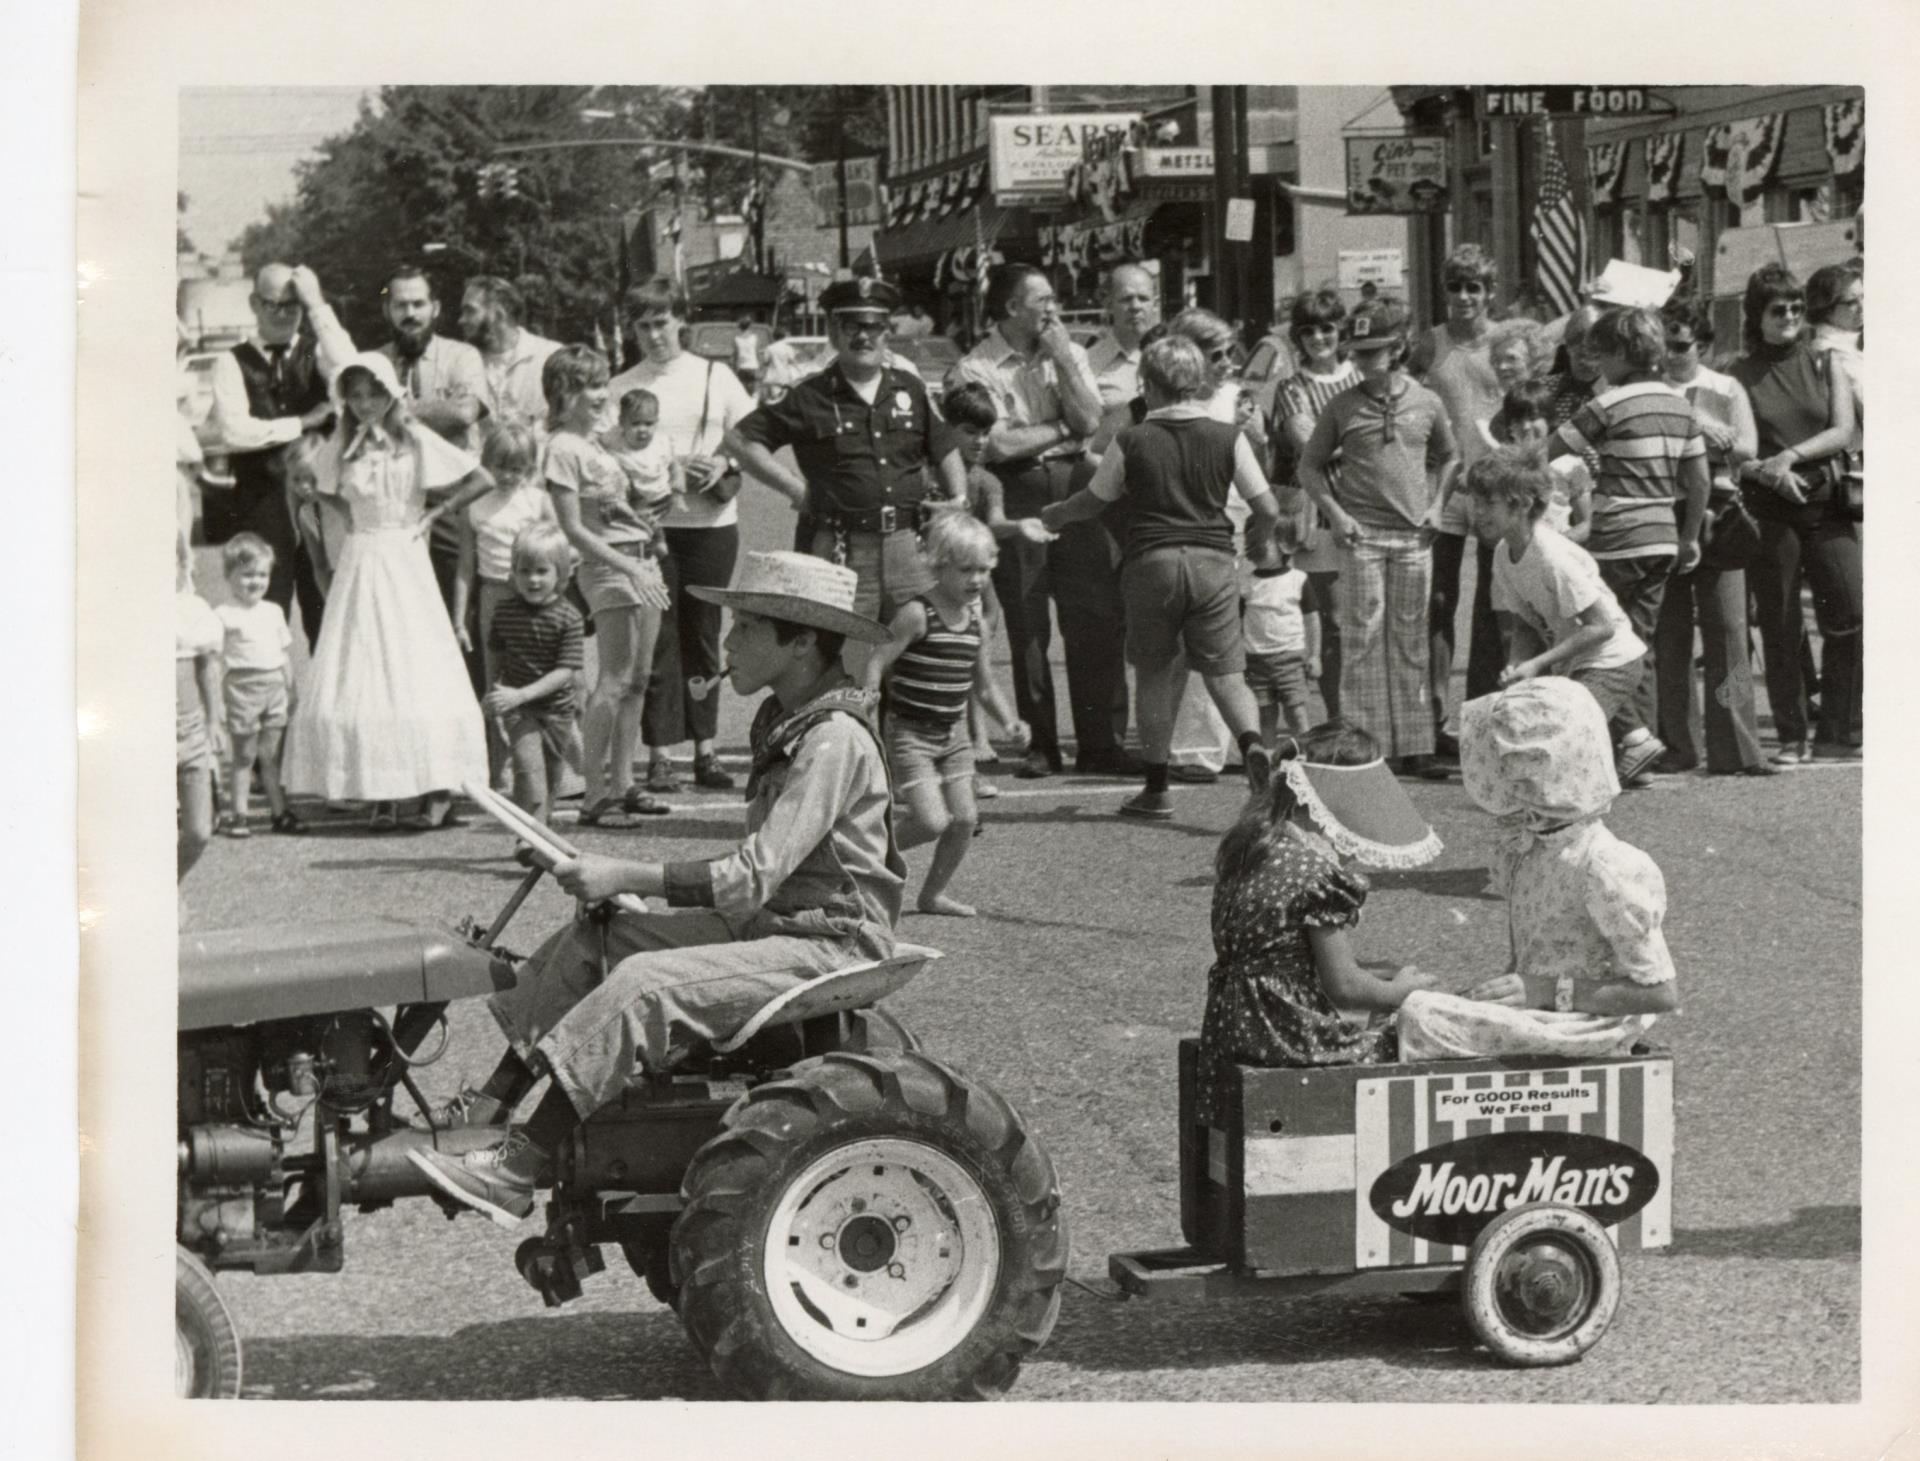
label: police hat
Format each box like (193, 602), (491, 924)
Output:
(820, 275), (900, 319)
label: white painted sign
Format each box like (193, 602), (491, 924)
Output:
(990, 112), (1139, 197)
(1337, 248), (1406, 290)
(1224, 197), (1256, 244)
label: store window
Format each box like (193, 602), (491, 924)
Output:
(1596, 205), (1647, 266)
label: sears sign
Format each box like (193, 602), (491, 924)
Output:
(1367, 1130), (1660, 1248)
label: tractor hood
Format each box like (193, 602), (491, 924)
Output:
(180, 919), (517, 1030)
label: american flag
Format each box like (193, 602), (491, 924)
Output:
(1530, 116), (1586, 315)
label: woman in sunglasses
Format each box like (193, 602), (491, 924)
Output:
(1725, 264), (1860, 763)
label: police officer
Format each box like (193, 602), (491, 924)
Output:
(728, 276), (970, 669)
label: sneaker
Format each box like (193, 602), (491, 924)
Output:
(1167, 764), (1219, 784)
(1615, 737), (1667, 784)
(1244, 743), (1273, 796)
(973, 778), (999, 800)
(1811, 740), (1862, 762)
(693, 754), (736, 790)
(428, 1086), (510, 1129)
(1118, 789), (1176, 820)
(1769, 741), (1811, 767)
(407, 1131), (540, 1229)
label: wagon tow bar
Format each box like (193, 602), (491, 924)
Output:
(1065, 1274), (1129, 1303)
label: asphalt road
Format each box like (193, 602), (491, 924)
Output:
(181, 491), (1862, 1404)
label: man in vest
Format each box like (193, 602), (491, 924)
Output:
(206, 263), (355, 644)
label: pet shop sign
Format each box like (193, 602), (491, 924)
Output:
(1345, 134), (1450, 216)
(991, 112), (1140, 198)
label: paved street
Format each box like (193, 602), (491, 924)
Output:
(182, 494), (1862, 1403)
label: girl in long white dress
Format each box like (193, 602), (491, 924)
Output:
(281, 353), (492, 829)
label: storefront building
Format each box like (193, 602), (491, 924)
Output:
(1386, 85), (1865, 334)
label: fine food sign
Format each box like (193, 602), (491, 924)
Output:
(1367, 1130), (1661, 1248)
(1476, 87), (1672, 119)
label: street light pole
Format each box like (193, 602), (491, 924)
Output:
(835, 84), (851, 270)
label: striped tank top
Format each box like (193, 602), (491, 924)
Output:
(889, 598), (980, 726)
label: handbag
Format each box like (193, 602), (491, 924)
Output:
(692, 360), (746, 503)
(1808, 349), (1863, 523)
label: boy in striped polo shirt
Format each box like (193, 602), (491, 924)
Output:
(1547, 307), (1709, 782)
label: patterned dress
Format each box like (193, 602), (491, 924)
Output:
(1196, 832), (1393, 1125)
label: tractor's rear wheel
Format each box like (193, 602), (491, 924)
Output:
(175, 1248), (242, 1398)
(670, 1050), (1065, 1400)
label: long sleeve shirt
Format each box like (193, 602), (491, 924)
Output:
(663, 681), (904, 939)
(207, 306), (357, 453)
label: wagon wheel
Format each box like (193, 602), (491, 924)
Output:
(1462, 1202), (1621, 1367)
(176, 1247), (243, 1398)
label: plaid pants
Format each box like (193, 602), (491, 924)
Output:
(1338, 527), (1434, 758)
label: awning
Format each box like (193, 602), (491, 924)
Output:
(691, 270), (784, 309)
(874, 201), (1038, 273)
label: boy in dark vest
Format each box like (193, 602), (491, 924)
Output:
(205, 263), (356, 644)
(410, 552), (906, 1226)
(1042, 335), (1281, 819)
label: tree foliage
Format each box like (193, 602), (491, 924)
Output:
(236, 85), (883, 349)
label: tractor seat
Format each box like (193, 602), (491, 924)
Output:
(710, 943), (941, 1053)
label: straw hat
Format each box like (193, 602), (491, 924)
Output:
(688, 551), (892, 643)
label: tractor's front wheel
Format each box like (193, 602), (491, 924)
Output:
(175, 1247), (242, 1398)
(671, 1051), (1066, 1400)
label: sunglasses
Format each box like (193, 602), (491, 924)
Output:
(1765, 301), (1805, 319)
(1206, 345), (1234, 363)
(1664, 336), (1699, 352)
(1445, 280), (1487, 295)
(840, 317), (889, 338)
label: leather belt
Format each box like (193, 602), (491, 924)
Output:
(818, 505), (925, 534)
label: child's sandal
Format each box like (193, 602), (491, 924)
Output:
(622, 786), (672, 817)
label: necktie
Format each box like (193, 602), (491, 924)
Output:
(266, 345), (289, 399)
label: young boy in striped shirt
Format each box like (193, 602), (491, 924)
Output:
(485, 522), (587, 848)
(863, 512), (999, 917)
(1546, 307), (1709, 783)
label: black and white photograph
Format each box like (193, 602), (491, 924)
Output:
(54, 4), (1920, 1457)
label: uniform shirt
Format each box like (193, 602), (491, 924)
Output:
(1490, 526), (1646, 673)
(1300, 379), (1456, 532)
(486, 591), (585, 715)
(734, 363), (958, 521)
(952, 324), (1099, 461)
(663, 681), (905, 936)
(214, 598), (293, 672)
(379, 335), (489, 453)
(1244, 566), (1319, 656)
(1550, 381), (1704, 561)
(476, 329), (562, 436)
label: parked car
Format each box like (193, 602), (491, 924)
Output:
(687, 321), (772, 369)
(890, 334), (961, 386)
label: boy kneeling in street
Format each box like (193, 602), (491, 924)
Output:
(1041, 334), (1281, 819)
(411, 552), (904, 1225)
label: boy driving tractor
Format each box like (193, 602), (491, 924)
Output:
(411, 551), (905, 1225)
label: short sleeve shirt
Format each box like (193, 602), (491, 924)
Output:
(952, 325), (1098, 458)
(466, 481), (558, 583)
(379, 336), (489, 453)
(1302, 380), (1455, 531)
(487, 592), (585, 714)
(603, 353), (754, 530)
(1490, 526), (1645, 672)
(1553, 382), (1704, 560)
(734, 364), (957, 520)
(544, 429), (648, 545)
(214, 599), (293, 672)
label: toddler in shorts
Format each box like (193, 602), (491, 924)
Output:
(863, 512), (997, 917)
(484, 521), (587, 847)
(1243, 527), (1322, 747)
(214, 532), (302, 836)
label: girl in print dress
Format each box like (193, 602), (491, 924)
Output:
(1196, 719), (1458, 1122)
(281, 353), (493, 829)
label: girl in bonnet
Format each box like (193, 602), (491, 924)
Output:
(281, 352), (493, 830)
(1198, 719), (1479, 1118)
(1394, 676), (1678, 1059)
